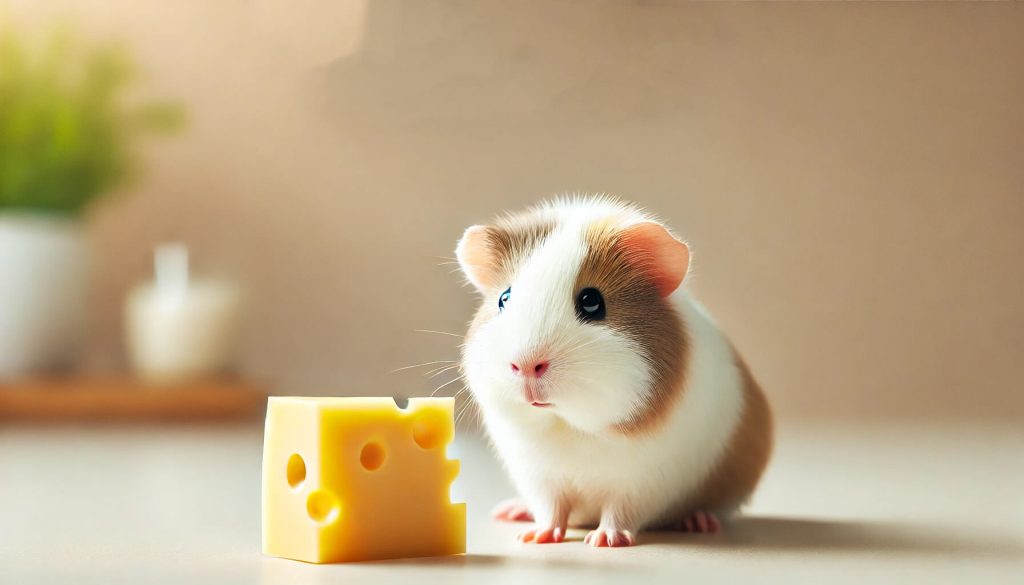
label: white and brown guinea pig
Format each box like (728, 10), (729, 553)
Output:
(455, 196), (772, 548)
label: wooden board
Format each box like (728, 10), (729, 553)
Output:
(0, 376), (267, 423)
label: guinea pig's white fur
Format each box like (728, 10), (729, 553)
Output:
(457, 196), (772, 546)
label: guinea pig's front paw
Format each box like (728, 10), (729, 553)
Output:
(583, 528), (636, 548)
(517, 525), (566, 544)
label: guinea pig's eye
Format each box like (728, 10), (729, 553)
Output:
(498, 287), (511, 313)
(575, 287), (606, 321)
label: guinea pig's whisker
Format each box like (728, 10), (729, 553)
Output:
(563, 361), (603, 368)
(455, 407), (469, 428)
(423, 363), (456, 376)
(467, 407), (481, 429)
(414, 329), (465, 339)
(427, 364), (462, 378)
(430, 375), (464, 397)
(554, 339), (598, 358)
(388, 359), (457, 374)
(564, 337), (602, 354)
(454, 394), (478, 428)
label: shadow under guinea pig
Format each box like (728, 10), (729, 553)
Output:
(641, 515), (1023, 559)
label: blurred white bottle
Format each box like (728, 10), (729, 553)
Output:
(125, 244), (243, 383)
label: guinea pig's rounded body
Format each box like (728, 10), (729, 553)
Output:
(456, 197), (772, 547)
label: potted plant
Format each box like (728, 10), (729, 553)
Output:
(0, 26), (183, 377)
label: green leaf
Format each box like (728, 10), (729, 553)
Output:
(0, 22), (186, 215)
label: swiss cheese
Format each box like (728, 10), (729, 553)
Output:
(262, 397), (465, 562)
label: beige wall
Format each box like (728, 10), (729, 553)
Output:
(6, 1), (1023, 422)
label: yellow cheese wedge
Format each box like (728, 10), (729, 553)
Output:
(262, 397), (466, 563)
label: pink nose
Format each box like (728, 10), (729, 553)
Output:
(510, 359), (550, 378)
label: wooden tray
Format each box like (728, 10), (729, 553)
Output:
(0, 376), (267, 423)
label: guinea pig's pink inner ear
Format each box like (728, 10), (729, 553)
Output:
(456, 225), (501, 292)
(618, 221), (690, 298)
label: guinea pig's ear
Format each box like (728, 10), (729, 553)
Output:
(456, 225), (501, 292)
(619, 221), (690, 297)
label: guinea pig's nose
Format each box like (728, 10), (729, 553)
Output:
(511, 359), (550, 378)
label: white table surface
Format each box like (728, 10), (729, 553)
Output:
(1, 421), (1022, 584)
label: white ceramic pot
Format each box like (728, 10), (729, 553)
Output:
(0, 215), (88, 377)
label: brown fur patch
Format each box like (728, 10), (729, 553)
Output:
(575, 222), (689, 436)
(686, 349), (774, 512)
(478, 212), (556, 294)
(462, 211), (556, 339)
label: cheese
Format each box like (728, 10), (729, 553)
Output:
(262, 397), (466, 563)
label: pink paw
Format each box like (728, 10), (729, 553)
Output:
(492, 498), (534, 523)
(679, 510), (720, 534)
(583, 528), (636, 548)
(517, 526), (565, 544)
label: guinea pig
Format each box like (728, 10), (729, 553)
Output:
(455, 196), (772, 547)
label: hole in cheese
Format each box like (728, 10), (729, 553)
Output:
(360, 441), (386, 471)
(412, 413), (445, 450)
(306, 489), (340, 524)
(286, 453), (306, 489)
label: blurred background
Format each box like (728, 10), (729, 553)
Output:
(4, 0), (1019, 426)
(2, 2), (1023, 583)
(5, 0), (1022, 423)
